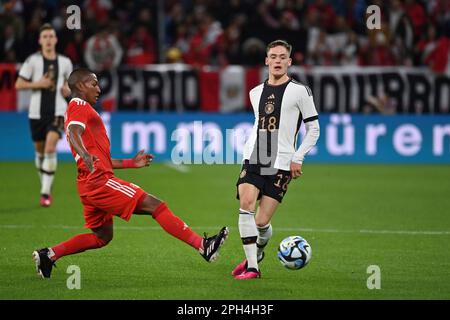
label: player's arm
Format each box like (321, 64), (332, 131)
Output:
(15, 75), (53, 90)
(290, 87), (320, 179)
(111, 150), (153, 169)
(67, 124), (97, 173)
(61, 59), (73, 97)
(291, 119), (320, 178)
(60, 80), (71, 98)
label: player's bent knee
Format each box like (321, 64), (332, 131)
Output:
(92, 225), (113, 246)
(96, 233), (113, 247)
(139, 194), (163, 215)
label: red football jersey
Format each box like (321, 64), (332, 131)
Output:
(64, 98), (113, 195)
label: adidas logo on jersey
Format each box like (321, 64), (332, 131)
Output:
(268, 94), (275, 100)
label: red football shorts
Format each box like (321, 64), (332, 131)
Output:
(80, 176), (147, 229)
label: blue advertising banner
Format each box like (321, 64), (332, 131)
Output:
(1, 112), (449, 163)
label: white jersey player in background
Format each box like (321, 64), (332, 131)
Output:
(233, 39), (320, 280)
(15, 23), (73, 207)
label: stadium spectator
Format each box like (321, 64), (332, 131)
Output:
(232, 40), (320, 280)
(307, 28), (334, 66)
(256, 1), (280, 30)
(364, 29), (396, 66)
(15, 23), (73, 207)
(64, 31), (86, 68)
(340, 30), (360, 65)
(404, 0), (427, 41)
(84, 27), (123, 72)
(0, 0), (24, 43)
(32, 68), (229, 279)
(125, 24), (156, 66)
(388, 0), (415, 55)
(305, 0), (337, 32)
(0, 0), (448, 71)
(18, 8), (42, 60)
(212, 14), (246, 66)
(184, 13), (223, 68)
(424, 33), (450, 74)
(326, 16), (352, 64)
(241, 37), (266, 66)
(414, 22), (439, 65)
(164, 1), (186, 47)
(84, 0), (113, 27)
(0, 24), (20, 62)
(170, 23), (191, 58)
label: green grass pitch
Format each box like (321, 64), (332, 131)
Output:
(0, 162), (449, 299)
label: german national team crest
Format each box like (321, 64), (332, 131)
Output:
(240, 169), (247, 178)
(265, 103), (274, 114)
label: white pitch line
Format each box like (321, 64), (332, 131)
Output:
(1, 224), (450, 235)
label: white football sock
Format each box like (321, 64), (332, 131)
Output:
(41, 153), (57, 195)
(257, 223), (272, 260)
(35, 152), (44, 184)
(238, 208), (258, 271)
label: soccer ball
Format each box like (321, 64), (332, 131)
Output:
(277, 236), (312, 270)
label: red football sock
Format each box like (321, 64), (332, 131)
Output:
(152, 203), (203, 250)
(51, 233), (109, 261)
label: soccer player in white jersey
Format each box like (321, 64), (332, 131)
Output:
(232, 40), (320, 279)
(15, 23), (73, 207)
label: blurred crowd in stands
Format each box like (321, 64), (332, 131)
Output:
(1, 0), (449, 73)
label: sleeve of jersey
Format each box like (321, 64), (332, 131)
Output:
(292, 87), (320, 164)
(66, 58), (74, 79)
(18, 57), (33, 80)
(300, 86), (319, 123)
(292, 120), (320, 164)
(67, 103), (88, 131)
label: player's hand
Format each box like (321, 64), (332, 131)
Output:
(82, 153), (99, 173)
(60, 85), (71, 98)
(133, 150), (153, 168)
(37, 73), (53, 89)
(290, 161), (303, 179)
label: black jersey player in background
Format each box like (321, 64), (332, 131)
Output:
(232, 40), (320, 280)
(15, 23), (73, 207)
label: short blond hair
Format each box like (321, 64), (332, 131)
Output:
(266, 40), (292, 56)
(39, 23), (55, 35)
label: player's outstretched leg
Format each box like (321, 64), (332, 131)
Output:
(199, 226), (229, 262)
(137, 197), (229, 262)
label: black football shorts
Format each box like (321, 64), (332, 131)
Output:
(29, 116), (64, 142)
(236, 160), (292, 203)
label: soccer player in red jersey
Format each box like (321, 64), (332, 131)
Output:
(32, 68), (229, 279)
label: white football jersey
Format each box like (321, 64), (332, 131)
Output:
(18, 52), (73, 119)
(243, 78), (319, 171)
